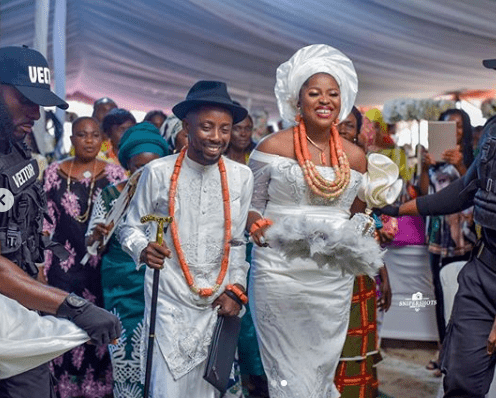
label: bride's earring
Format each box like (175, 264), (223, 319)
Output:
(297, 103), (302, 114)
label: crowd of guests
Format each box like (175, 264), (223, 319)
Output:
(23, 43), (490, 398)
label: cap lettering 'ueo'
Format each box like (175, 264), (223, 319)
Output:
(0, 46), (68, 109)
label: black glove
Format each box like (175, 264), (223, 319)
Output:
(373, 205), (399, 218)
(56, 293), (121, 345)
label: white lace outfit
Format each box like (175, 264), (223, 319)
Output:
(248, 150), (397, 398)
(120, 154), (253, 397)
(0, 294), (89, 379)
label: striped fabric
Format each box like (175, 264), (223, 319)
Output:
(335, 275), (381, 398)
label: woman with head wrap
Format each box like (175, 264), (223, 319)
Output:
(245, 44), (401, 397)
(85, 122), (169, 396)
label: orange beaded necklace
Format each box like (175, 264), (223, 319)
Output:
(169, 147), (231, 297)
(294, 114), (351, 199)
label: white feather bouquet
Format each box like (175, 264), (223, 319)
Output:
(265, 215), (384, 277)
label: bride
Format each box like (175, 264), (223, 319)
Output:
(246, 44), (401, 397)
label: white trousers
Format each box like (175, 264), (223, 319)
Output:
(150, 343), (219, 398)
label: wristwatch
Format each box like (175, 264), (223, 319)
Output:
(56, 293), (88, 318)
(65, 293), (87, 309)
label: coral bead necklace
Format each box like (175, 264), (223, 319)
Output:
(169, 147), (231, 297)
(294, 114), (351, 199)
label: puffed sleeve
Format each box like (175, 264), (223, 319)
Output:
(357, 153), (402, 208)
(248, 150), (272, 217)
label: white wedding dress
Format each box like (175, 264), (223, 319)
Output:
(248, 150), (399, 398)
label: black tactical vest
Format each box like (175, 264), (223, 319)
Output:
(0, 142), (46, 277)
(474, 116), (496, 231)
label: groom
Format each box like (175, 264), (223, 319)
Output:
(120, 81), (253, 397)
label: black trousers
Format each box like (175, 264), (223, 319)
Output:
(441, 254), (496, 397)
(429, 252), (471, 344)
(0, 364), (55, 398)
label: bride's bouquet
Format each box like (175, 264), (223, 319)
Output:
(265, 215), (384, 277)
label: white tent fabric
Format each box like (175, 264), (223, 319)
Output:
(1, 0), (496, 118)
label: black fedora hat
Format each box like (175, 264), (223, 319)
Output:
(483, 59), (496, 70)
(173, 81), (247, 123)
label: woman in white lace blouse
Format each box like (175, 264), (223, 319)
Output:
(245, 45), (401, 398)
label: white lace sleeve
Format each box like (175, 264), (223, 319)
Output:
(86, 190), (107, 238)
(248, 150), (272, 216)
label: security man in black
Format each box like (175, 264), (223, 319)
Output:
(0, 46), (121, 398)
(0, 140), (50, 278)
(379, 83), (496, 396)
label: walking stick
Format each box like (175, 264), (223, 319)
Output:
(140, 214), (173, 398)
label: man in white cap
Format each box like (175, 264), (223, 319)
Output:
(0, 46), (121, 398)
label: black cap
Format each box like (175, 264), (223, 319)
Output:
(483, 59), (496, 70)
(0, 46), (69, 109)
(172, 81), (247, 123)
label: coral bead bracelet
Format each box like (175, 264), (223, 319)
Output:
(225, 284), (248, 305)
(249, 218), (273, 235)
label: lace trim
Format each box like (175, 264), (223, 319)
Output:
(86, 191), (107, 237)
(176, 167), (225, 269)
(107, 311), (143, 393)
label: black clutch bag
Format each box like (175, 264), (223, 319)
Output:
(203, 314), (242, 394)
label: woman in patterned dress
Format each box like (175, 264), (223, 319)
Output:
(42, 116), (126, 398)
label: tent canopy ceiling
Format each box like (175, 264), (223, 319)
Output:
(1, 0), (496, 120)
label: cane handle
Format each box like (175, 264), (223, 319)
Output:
(140, 215), (173, 245)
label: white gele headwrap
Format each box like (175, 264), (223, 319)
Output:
(275, 44), (358, 124)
